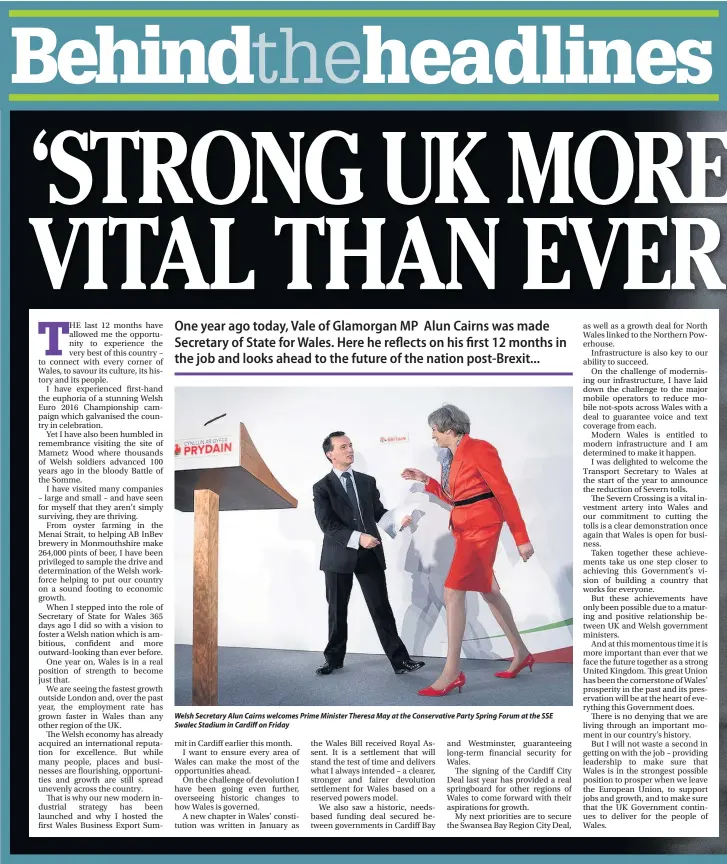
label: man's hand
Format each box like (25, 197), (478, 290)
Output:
(359, 534), (381, 549)
(518, 542), (534, 562)
(402, 468), (429, 483)
(400, 515), (413, 529)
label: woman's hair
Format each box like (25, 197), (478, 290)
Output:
(427, 404), (471, 435)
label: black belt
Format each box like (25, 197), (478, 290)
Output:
(452, 492), (495, 507)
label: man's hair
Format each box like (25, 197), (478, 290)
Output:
(323, 431), (346, 462)
(427, 404), (471, 435)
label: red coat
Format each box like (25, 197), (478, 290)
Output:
(425, 434), (529, 592)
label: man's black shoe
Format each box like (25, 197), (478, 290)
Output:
(394, 660), (425, 674)
(316, 662), (343, 675)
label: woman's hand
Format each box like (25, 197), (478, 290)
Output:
(402, 468), (429, 483)
(518, 542), (534, 562)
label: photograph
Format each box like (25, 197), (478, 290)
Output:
(174, 385), (573, 707)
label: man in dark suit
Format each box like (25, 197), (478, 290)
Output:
(313, 431), (425, 676)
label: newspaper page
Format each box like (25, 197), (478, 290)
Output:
(6, 0), (726, 860)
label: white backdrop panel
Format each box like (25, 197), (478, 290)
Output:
(174, 386), (573, 659)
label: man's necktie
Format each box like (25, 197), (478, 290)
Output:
(342, 472), (365, 531)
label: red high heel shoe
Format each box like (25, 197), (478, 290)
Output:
(494, 654), (535, 679)
(418, 672), (466, 697)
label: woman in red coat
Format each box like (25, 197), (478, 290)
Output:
(402, 404), (535, 696)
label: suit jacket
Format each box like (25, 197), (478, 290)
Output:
(313, 469), (388, 573)
(424, 434), (530, 546)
